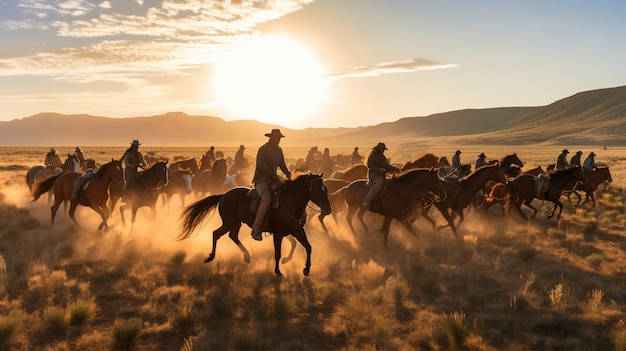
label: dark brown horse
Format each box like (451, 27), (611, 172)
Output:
(483, 166), (547, 214)
(400, 153), (440, 172)
(31, 159), (124, 230)
(120, 161), (169, 231)
(564, 166), (612, 207)
(169, 158), (198, 176)
(192, 158), (228, 198)
(312, 178), (351, 232)
(505, 166), (587, 220)
(160, 169), (192, 207)
(421, 164), (506, 236)
(178, 173), (331, 276)
(330, 164), (368, 182)
(341, 169), (447, 248)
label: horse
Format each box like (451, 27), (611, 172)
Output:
(192, 158), (228, 198)
(311, 178), (351, 232)
(340, 169), (446, 248)
(400, 153), (440, 172)
(30, 159), (124, 230)
(505, 166), (587, 220)
(419, 164), (507, 236)
(178, 173), (332, 276)
(564, 166), (612, 207)
(26, 153), (80, 190)
(120, 161), (169, 231)
(169, 158), (198, 176)
(198, 154), (212, 171)
(330, 164), (368, 182)
(437, 157), (451, 178)
(160, 169), (192, 207)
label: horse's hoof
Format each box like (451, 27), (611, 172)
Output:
(204, 256), (215, 263)
(303, 268), (310, 276)
(281, 257), (291, 264)
(275, 271), (283, 277)
(243, 255), (251, 264)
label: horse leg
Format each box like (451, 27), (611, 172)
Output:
(291, 229), (312, 276)
(96, 204), (110, 231)
(119, 204), (128, 226)
(589, 191), (596, 207)
(318, 213), (329, 233)
(50, 201), (62, 227)
(68, 202), (81, 228)
(435, 204), (458, 238)
(346, 205), (358, 235)
(514, 198), (529, 221)
(205, 225), (230, 263)
(381, 217), (393, 248)
(356, 207), (368, 232)
(129, 206), (139, 233)
(523, 198), (538, 219)
(281, 236), (297, 265)
(273, 234), (284, 276)
(226, 223), (251, 264)
(400, 216), (418, 238)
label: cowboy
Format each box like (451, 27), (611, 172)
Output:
(583, 152), (596, 172)
(44, 148), (63, 168)
(570, 150), (583, 168)
(229, 144), (249, 175)
(351, 146), (363, 164)
(475, 152), (488, 169)
(122, 139), (147, 195)
(556, 149), (570, 171)
(451, 150), (462, 169)
(250, 129), (292, 241)
(362, 142), (400, 210)
(74, 146), (86, 171)
(205, 146), (216, 166)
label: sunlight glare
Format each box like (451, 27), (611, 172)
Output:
(213, 34), (328, 128)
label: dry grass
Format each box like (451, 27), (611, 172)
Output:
(0, 145), (625, 350)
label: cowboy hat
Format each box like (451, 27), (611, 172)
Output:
(264, 129), (285, 138)
(354, 146), (359, 150)
(589, 152), (596, 157)
(562, 149), (569, 153)
(75, 146), (81, 151)
(49, 148), (56, 153)
(455, 150), (461, 154)
(576, 150), (583, 155)
(373, 142), (388, 150)
(478, 152), (486, 158)
(131, 139), (141, 146)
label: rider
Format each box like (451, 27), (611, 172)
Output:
(475, 152), (488, 169)
(74, 146), (86, 171)
(71, 166), (95, 201)
(583, 152), (596, 172)
(451, 150), (462, 170)
(229, 144), (248, 175)
(44, 148), (63, 168)
(250, 129), (292, 241)
(556, 149), (570, 171)
(122, 139), (147, 197)
(205, 146), (216, 167)
(570, 150), (583, 168)
(362, 142), (400, 210)
(351, 146), (364, 164)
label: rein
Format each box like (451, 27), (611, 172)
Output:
(279, 178), (321, 225)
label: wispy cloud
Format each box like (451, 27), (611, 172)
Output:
(325, 57), (458, 79)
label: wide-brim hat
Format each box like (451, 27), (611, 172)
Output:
(373, 142), (388, 150)
(456, 150), (461, 154)
(131, 139), (141, 146)
(478, 153), (486, 158)
(576, 150), (583, 155)
(589, 152), (596, 157)
(75, 147), (81, 151)
(562, 149), (569, 153)
(239, 145), (245, 148)
(354, 146), (359, 150)
(49, 148), (56, 153)
(264, 129), (285, 138)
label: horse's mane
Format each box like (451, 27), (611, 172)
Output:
(281, 173), (318, 191)
(462, 163), (497, 180)
(336, 164), (365, 176)
(550, 166), (581, 179)
(95, 160), (117, 179)
(391, 169), (431, 185)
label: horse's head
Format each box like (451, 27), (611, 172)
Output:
(152, 160), (169, 187)
(64, 153), (80, 172)
(308, 173), (332, 216)
(504, 153), (524, 168)
(423, 168), (447, 201)
(600, 166), (613, 183)
(438, 156), (450, 168)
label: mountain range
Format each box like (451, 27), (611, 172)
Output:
(1, 85), (624, 147)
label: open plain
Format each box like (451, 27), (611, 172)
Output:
(0, 144), (625, 350)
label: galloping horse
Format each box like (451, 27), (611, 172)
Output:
(505, 166), (587, 220)
(26, 153), (80, 190)
(484, 166), (546, 214)
(330, 164), (368, 182)
(564, 166), (612, 207)
(169, 158), (198, 176)
(312, 178), (351, 232)
(31, 159), (124, 230)
(400, 153), (440, 172)
(192, 158), (228, 198)
(120, 161), (169, 231)
(198, 154), (212, 171)
(160, 169), (192, 207)
(420, 164), (506, 236)
(178, 173), (332, 276)
(341, 169), (447, 247)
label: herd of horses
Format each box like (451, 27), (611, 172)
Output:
(25, 151), (613, 277)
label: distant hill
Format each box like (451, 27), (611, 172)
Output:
(1, 85), (624, 147)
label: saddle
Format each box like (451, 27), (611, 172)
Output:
(535, 174), (549, 199)
(246, 189), (280, 213)
(367, 181), (392, 214)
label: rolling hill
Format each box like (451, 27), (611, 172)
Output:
(0, 85), (624, 147)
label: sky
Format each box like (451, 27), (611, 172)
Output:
(0, 0), (624, 129)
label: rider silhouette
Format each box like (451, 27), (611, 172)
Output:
(362, 142), (400, 210)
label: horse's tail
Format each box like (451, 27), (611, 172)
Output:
(178, 194), (222, 240)
(30, 173), (62, 201)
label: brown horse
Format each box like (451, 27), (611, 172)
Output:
(120, 161), (169, 231)
(311, 178), (351, 232)
(505, 166), (587, 220)
(420, 164), (506, 236)
(400, 153), (440, 172)
(330, 164), (367, 182)
(169, 158), (199, 176)
(31, 159), (124, 230)
(178, 173), (331, 276)
(341, 169), (447, 248)
(192, 158), (228, 198)
(564, 166), (612, 207)
(483, 166), (547, 214)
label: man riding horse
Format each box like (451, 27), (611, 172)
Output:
(362, 142), (400, 210)
(122, 139), (147, 199)
(44, 148), (63, 169)
(250, 129), (292, 241)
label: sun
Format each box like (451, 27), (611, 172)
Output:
(212, 34), (328, 128)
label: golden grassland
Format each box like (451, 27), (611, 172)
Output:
(0, 145), (625, 350)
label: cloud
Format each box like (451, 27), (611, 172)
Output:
(325, 57), (459, 79)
